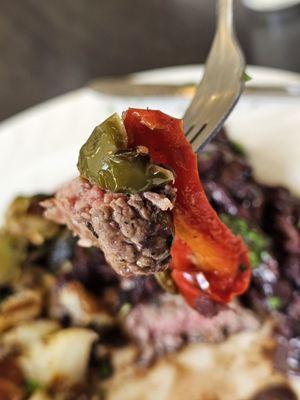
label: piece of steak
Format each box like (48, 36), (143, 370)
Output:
(125, 293), (259, 363)
(41, 177), (175, 276)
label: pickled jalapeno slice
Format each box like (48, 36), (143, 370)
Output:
(78, 113), (128, 185)
(97, 149), (174, 194)
(78, 113), (174, 194)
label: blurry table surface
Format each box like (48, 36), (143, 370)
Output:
(0, 0), (299, 122)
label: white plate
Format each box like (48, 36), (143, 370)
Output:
(0, 65), (300, 222)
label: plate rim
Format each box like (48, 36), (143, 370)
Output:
(1, 64), (300, 132)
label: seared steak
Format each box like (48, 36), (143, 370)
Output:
(42, 177), (175, 276)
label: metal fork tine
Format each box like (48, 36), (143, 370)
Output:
(183, 0), (245, 153)
(191, 123), (218, 152)
(186, 119), (207, 143)
(184, 80), (210, 124)
(186, 126), (198, 143)
(184, 99), (207, 137)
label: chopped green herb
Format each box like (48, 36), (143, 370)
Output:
(267, 296), (282, 311)
(230, 141), (245, 156)
(220, 214), (271, 269)
(99, 357), (113, 380)
(25, 378), (43, 394)
(200, 152), (210, 160)
(242, 71), (252, 82)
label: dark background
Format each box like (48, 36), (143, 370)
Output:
(0, 0), (299, 122)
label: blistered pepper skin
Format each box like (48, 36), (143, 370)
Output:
(123, 108), (251, 305)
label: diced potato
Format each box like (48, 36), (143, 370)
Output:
(20, 328), (98, 387)
(2, 320), (60, 351)
(50, 281), (113, 327)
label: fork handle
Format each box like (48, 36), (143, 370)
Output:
(217, 0), (233, 34)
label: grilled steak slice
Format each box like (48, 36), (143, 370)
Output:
(125, 293), (259, 363)
(42, 177), (175, 276)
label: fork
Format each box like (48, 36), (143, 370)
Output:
(184, 0), (246, 152)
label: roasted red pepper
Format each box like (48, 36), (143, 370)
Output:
(123, 109), (251, 307)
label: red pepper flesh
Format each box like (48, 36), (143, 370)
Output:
(123, 108), (251, 306)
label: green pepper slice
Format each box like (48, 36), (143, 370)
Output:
(78, 113), (174, 194)
(78, 113), (128, 185)
(97, 149), (174, 194)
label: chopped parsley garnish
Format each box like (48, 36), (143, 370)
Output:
(201, 151), (211, 160)
(99, 356), (113, 380)
(242, 71), (252, 82)
(267, 296), (282, 311)
(230, 141), (245, 156)
(220, 214), (271, 269)
(25, 378), (43, 394)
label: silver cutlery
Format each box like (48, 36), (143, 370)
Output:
(90, 0), (245, 152)
(183, 0), (245, 151)
(88, 0), (299, 152)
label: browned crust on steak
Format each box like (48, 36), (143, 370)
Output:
(42, 178), (175, 276)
